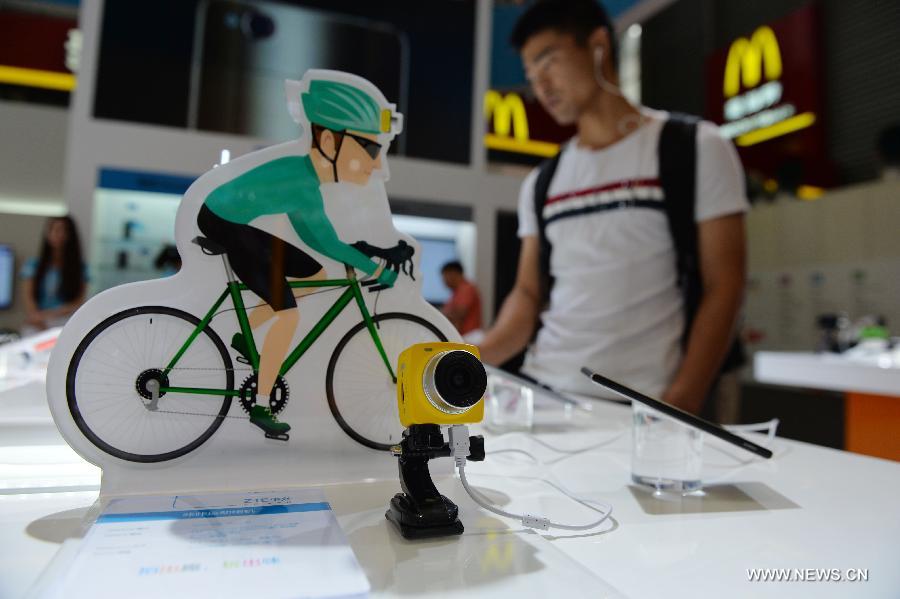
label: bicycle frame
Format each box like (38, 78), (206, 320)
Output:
(158, 267), (394, 398)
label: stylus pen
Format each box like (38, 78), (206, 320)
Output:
(580, 367), (773, 459)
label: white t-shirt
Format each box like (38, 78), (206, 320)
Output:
(517, 110), (748, 399)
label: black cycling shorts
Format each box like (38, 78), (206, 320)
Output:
(197, 205), (322, 311)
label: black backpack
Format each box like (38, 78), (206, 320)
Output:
(532, 113), (744, 373)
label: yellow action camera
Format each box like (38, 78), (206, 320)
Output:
(396, 342), (487, 428)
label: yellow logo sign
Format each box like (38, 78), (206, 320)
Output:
(483, 90), (558, 157)
(724, 25), (782, 97)
(485, 90), (529, 140)
(719, 24), (813, 147)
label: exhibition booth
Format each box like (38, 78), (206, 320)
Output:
(1, 0), (900, 598)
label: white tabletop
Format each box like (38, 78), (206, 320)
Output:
(2, 394), (900, 598)
(755, 350), (900, 396)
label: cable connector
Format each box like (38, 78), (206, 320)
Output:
(456, 461), (612, 532)
(521, 514), (550, 531)
(448, 425), (471, 467)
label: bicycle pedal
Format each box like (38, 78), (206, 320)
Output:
(264, 432), (290, 442)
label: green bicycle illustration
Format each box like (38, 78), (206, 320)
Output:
(65, 237), (446, 463)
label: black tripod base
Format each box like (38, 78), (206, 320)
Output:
(385, 493), (464, 540)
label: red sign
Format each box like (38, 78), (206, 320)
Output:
(705, 4), (833, 187)
(0, 10), (76, 74)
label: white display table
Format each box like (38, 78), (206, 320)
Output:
(755, 350), (900, 461)
(754, 350), (900, 397)
(2, 388), (900, 598)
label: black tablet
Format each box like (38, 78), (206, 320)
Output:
(581, 367), (773, 459)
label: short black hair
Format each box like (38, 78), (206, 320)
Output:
(510, 0), (617, 66)
(441, 261), (464, 274)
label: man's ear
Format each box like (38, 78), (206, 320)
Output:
(318, 129), (337, 160)
(588, 27), (611, 62)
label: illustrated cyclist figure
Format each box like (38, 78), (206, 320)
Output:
(197, 72), (404, 439)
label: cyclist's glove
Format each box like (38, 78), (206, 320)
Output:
(377, 267), (398, 287)
(383, 240), (416, 280)
(351, 240), (381, 258)
(351, 240), (416, 281)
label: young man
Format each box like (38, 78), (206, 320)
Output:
(198, 75), (401, 438)
(480, 0), (747, 415)
(440, 261), (483, 335)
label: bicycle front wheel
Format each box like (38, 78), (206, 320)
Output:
(66, 306), (234, 463)
(326, 313), (446, 450)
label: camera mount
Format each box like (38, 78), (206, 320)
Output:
(386, 423), (484, 539)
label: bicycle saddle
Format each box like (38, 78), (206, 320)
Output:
(192, 236), (226, 256)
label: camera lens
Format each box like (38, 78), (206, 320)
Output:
(430, 350), (487, 410)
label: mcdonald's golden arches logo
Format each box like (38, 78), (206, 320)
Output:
(718, 23), (817, 146)
(724, 26), (782, 97)
(485, 90), (529, 141)
(484, 90), (559, 157)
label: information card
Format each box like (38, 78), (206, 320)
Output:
(45, 488), (369, 599)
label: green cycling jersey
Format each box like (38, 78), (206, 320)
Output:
(203, 155), (378, 276)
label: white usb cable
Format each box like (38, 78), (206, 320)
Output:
(448, 425), (613, 532)
(723, 419), (780, 446)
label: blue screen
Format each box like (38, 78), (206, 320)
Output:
(415, 238), (457, 305)
(0, 245), (13, 310)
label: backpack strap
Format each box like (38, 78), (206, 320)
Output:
(658, 113), (701, 346)
(659, 113), (745, 371)
(533, 151), (562, 305)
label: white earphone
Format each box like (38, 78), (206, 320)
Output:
(593, 46), (605, 74)
(593, 45), (627, 100)
(592, 44), (646, 135)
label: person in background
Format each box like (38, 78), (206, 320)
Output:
(876, 123), (900, 180)
(440, 261), (482, 335)
(153, 244), (182, 277)
(20, 215), (88, 332)
(479, 0), (747, 417)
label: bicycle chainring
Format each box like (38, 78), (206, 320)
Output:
(238, 374), (290, 415)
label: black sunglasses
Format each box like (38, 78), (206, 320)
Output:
(343, 131), (382, 160)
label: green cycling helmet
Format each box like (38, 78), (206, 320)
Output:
(301, 79), (396, 135)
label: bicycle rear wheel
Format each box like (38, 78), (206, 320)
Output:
(66, 306), (234, 463)
(326, 313), (446, 450)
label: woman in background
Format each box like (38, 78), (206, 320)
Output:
(21, 216), (87, 332)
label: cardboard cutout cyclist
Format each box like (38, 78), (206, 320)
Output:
(196, 74), (405, 440)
